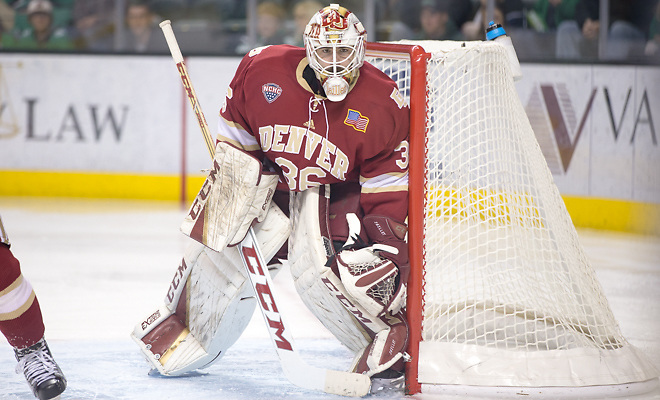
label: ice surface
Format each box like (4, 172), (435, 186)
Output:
(0, 198), (658, 399)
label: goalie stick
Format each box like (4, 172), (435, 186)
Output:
(158, 20), (371, 397)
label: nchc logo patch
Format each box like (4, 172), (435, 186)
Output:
(262, 83), (282, 103)
(344, 109), (369, 132)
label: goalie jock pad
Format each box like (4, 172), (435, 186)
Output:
(131, 202), (290, 376)
(288, 185), (408, 377)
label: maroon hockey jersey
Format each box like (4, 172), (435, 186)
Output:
(218, 45), (409, 222)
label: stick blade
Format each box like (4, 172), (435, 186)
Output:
(276, 341), (371, 397)
(324, 370), (372, 397)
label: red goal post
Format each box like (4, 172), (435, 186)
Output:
(364, 41), (658, 396)
(365, 41), (429, 395)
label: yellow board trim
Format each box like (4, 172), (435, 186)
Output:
(562, 196), (660, 236)
(0, 170), (658, 236)
(0, 170), (205, 202)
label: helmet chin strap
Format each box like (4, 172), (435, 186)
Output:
(322, 76), (349, 102)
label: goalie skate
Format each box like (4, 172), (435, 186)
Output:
(14, 337), (67, 400)
(369, 368), (406, 394)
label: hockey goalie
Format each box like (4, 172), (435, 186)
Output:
(131, 4), (410, 394)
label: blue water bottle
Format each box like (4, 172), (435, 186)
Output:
(485, 21), (522, 81)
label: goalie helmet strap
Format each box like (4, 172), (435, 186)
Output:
(303, 64), (325, 97)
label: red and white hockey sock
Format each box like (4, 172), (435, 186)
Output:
(0, 245), (45, 348)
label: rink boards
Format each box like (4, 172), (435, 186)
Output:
(0, 53), (658, 234)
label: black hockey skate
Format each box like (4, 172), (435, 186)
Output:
(14, 337), (67, 400)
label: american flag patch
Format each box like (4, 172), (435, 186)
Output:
(262, 83), (282, 103)
(344, 109), (369, 132)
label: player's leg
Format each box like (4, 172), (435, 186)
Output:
(132, 141), (289, 375)
(133, 242), (257, 375)
(131, 202), (289, 376)
(287, 186), (408, 388)
(0, 216), (66, 400)
(334, 212), (409, 391)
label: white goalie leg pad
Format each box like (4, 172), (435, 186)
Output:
(288, 187), (381, 353)
(180, 141), (279, 252)
(320, 260), (408, 378)
(132, 203), (289, 376)
(131, 242), (255, 376)
(288, 188), (409, 377)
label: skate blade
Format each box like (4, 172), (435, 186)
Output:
(370, 374), (405, 394)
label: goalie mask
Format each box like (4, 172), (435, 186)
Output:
(303, 4), (366, 102)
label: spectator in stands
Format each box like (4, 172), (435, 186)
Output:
(285, 0), (322, 47)
(186, 0), (243, 21)
(644, 0), (660, 58)
(462, 0), (524, 40)
(4, 0), (74, 33)
(447, 0), (473, 32)
(416, 0), (464, 41)
(3, 0), (73, 50)
(0, 0), (14, 47)
(119, 0), (167, 53)
(387, 0), (421, 40)
(389, 0), (470, 41)
(71, 0), (115, 51)
(235, 1), (286, 54)
(527, 0), (579, 32)
(556, 0), (650, 60)
(0, 0), (13, 33)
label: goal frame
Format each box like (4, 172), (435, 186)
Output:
(366, 41), (430, 394)
(364, 41), (658, 396)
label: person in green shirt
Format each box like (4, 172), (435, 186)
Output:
(528, 0), (580, 32)
(645, 0), (660, 57)
(3, 0), (73, 51)
(417, 0), (465, 41)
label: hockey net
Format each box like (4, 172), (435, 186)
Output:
(365, 41), (658, 394)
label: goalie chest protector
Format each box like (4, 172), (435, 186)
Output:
(220, 45), (409, 222)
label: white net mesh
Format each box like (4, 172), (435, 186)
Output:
(421, 43), (621, 351)
(366, 40), (657, 387)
